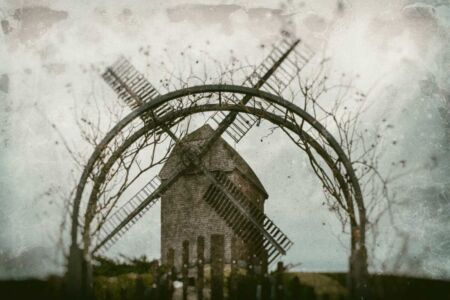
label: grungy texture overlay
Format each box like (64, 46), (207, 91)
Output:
(0, 0), (449, 279)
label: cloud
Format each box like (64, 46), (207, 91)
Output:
(0, 0), (449, 279)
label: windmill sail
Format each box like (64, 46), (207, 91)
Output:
(245, 38), (314, 94)
(102, 56), (173, 121)
(210, 37), (314, 143)
(95, 57), (176, 253)
(93, 175), (161, 254)
(203, 172), (293, 264)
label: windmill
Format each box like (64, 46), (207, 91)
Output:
(92, 36), (314, 265)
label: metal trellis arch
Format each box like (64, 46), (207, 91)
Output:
(67, 84), (368, 298)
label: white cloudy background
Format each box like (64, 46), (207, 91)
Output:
(0, 0), (449, 279)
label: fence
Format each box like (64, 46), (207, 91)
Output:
(94, 234), (348, 300)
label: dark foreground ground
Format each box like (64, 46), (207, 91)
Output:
(1, 272), (449, 300)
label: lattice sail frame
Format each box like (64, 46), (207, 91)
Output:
(204, 172), (293, 264)
(210, 38), (313, 143)
(93, 37), (314, 263)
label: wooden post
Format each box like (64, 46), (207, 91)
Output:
(182, 240), (189, 300)
(248, 255), (257, 300)
(66, 245), (83, 300)
(135, 276), (146, 300)
(229, 259), (239, 300)
(211, 234), (224, 300)
(119, 287), (126, 300)
(287, 276), (301, 300)
(197, 236), (205, 300)
(261, 273), (271, 300)
(255, 257), (263, 300)
(275, 261), (284, 300)
(229, 236), (239, 300)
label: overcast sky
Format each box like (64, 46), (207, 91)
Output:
(0, 0), (449, 279)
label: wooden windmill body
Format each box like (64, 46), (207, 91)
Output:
(159, 125), (267, 268)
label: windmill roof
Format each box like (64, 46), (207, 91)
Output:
(159, 124), (268, 198)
